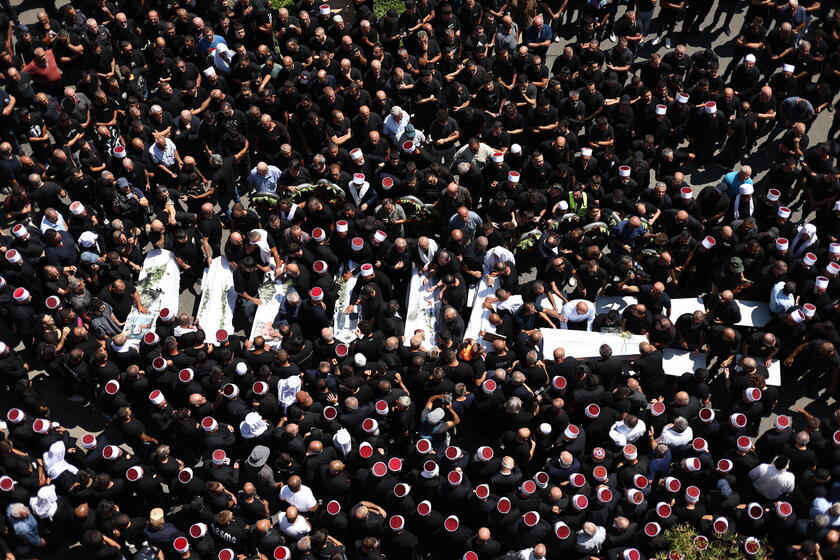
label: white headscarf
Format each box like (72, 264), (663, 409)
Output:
(30, 485), (58, 520)
(790, 223), (818, 257)
(239, 411), (269, 439)
(43, 441), (78, 480)
(417, 239), (439, 266)
(249, 229), (274, 269)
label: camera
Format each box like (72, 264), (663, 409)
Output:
(441, 394), (453, 405)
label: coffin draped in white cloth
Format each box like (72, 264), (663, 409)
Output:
(196, 257), (237, 343)
(122, 249), (181, 343)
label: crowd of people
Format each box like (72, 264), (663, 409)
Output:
(0, 0), (840, 558)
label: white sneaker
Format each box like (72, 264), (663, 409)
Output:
(609, 32), (617, 42)
(665, 37), (671, 48)
(651, 36), (662, 46)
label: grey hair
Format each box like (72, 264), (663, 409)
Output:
(9, 503), (28, 518)
(286, 292), (301, 305)
(673, 417), (688, 431)
(504, 397), (522, 414)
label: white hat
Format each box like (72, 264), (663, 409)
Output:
(739, 184), (754, 195)
(623, 444), (637, 460)
(580, 147), (592, 156)
(713, 517), (729, 534)
(319, 4), (330, 14)
(829, 243), (840, 255)
(745, 387), (762, 402)
(619, 165), (631, 177)
(791, 309), (806, 323)
(13, 288), (29, 302)
(336, 220), (349, 233)
(767, 189), (780, 202)
(655, 104), (667, 115)
(775, 238), (789, 251)
(680, 187), (692, 199)
(5, 249), (21, 263)
(508, 171), (520, 183)
(421, 460), (439, 479)
(685, 486), (701, 504)
(699, 407), (715, 422)
(564, 424), (579, 439)
(310, 287), (324, 302)
(704, 101), (717, 114)
(373, 230), (387, 242)
(677, 92), (689, 103)
(745, 54), (756, 63)
(104, 380), (120, 395)
(736, 436), (752, 451)
(803, 252), (818, 266)
(510, 143), (522, 154)
(361, 263), (374, 277)
(351, 237), (364, 251)
(203, 67), (216, 77)
(783, 63), (795, 73)
(803, 303), (816, 318)
(70, 201), (85, 215)
(159, 307), (175, 321)
(731, 413), (748, 428)
(702, 236), (716, 249)
(777, 206), (791, 218)
(623, 549), (641, 560)
(827, 262), (840, 276)
(79, 433), (97, 449)
(816, 276), (829, 289)
(350, 148), (363, 160)
(353, 173), (366, 185)
(11, 224), (26, 238)
(201, 417), (218, 432)
(492, 152), (504, 163)
(684, 457), (701, 472)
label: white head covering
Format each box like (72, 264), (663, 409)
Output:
(30, 485), (59, 519)
(240, 411), (269, 438)
(791, 223), (818, 257)
(43, 441), (78, 480)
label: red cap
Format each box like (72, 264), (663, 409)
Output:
(552, 376), (567, 390)
(0, 477), (13, 491)
(417, 501), (432, 516)
(389, 515), (405, 531)
(523, 511), (539, 527)
(218, 550), (234, 560)
(273, 546), (291, 560)
(359, 442), (374, 459)
(416, 439), (432, 454)
(645, 522), (661, 537)
(496, 497), (511, 514)
(694, 535), (709, 550)
(178, 469), (193, 483)
(216, 329), (229, 343)
(323, 406), (337, 420)
(388, 457), (402, 472)
(656, 502), (672, 518)
(444, 515), (459, 532)
(475, 484), (490, 499)
(371, 462), (387, 477)
(326, 500), (341, 515)
(445, 446), (460, 460)
(173, 537), (189, 553)
(335, 343), (349, 357)
(447, 471), (462, 485)
(521, 479), (537, 495)
(555, 522), (571, 539)
(394, 483), (410, 497)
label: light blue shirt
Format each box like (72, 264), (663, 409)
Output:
(723, 171), (753, 199)
(769, 281), (796, 314)
(248, 165), (283, 193)
(7, 506), (41, 547)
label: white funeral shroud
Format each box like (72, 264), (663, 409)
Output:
(122, 249), (180, 343)
(196, 257), (237, 343)
(541, 328), (648, 359)
(249, 273), (295, 348)
(333, 265), (360, 344)
(403, 265), (442, 346)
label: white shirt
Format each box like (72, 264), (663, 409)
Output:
(149, 138), (178, 167)
(749, 463), (795, 500)
(608, 418), (647, 446)
(279, 484), (317, 511)
(561, 299), (596, 331)
(277, 513), (312, 538)
(657, 425), (694, 448)
(383, 110), (409, 143)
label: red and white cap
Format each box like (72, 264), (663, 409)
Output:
(830, 242), (840, 255)
(572, 494), (588, 510)
(474, 483), (490, 499)
(569, 473), (586, 488)
(417, 500), (432, 517)
(593, 465), (608, 482)
(520, 479), (537, 495)
(421, 460), (439, 478)
(373, 230), (387, 242)
(252, 382), (268, 396)
(585, 404), (600, 418)
(702, 236), (716, 249)
(143, 331), (159, 345)
(496, 497), (511, 514)
(353, 173), (366, 185)
(767, 189), (781, 202)
(32, 418), (50, 434)
(359, 442), (374, 458)
(218, 550), (234, 560)
(828, 262), (840, 276)
(211, 449), (228, 465)
(523, 511), (540, 527)
(381, 177), (394, 190)
(319, 4), (330, 15)
(633, 474), (648, 489)
(104, 380), (120, 395)
(775, 237), (789, 251)
(564, 424), (580, 439)
(69, 201), (85, 215)
(152, 357), (167, 371)
(313, 260), (328, 274)
(477, 446), (494, 461)
(482, 379), (497, 394)
(173, 537), (190, 553)
(126, 466), (144, 482)
(445, 446), (462, 461)
(443, 515), (460, 532)
(597, 487), (613, 504)
(216, 329), (229, 343)
(817, 276), (830, 289)
(592, 447), (606, 461)
(416, 438), (432, 454)
(13, 288), (29, 302)
(650, 401), (666, 416)
(645, 522), (661, 537)
(677, 92), (689, 103)
(447, 470), (463, 486)
(619, 165), (631, 177)
(776, 501), (793, 518)
(804, 252), (818, 266)
(149, 390), (166, 405)
(623, 549), (641, 560)
(6, 409), (23, 423)
(745, 387), (762, 402)
(623, 444), (637, 460)
(362, 418), (378, 433)
(694, 535), (709, 550)
(683, 458), (701, 472)
(747, 502), (764, 520)
(704, 101), (717, 114)
(179, 368), (194, 383)
(626, 488), (644, 505)
(508, 171), (520, 183)
(178, 468), (194, 483)
(655, 104), (667, 115)
(464, 552), (479, 560)
(351, 237), (364, 251)
(103, 445), (121, 460)
(336, 220), (349, 233)
(680, 187), (693, 200)
(775, 415), (792, 430)
(555, 522), (572, 539)
(656, 502), (672, 518)
(5, 249), (21, 263)
(730, 413), (748, 428)
(79, 433), (97, 449)
(311, 228), (326, 242)
(335, 343), (349, 358)
(222, 383), (239, 398)
(581, 147), (593, 156)
(309, 287), (324, 302)
(737, 435), (752, 451)
(685, 486), (701, 503)
(371, 462), (388, 478)
(189, 523), (208, 538)
(201, 417), (218, 432)
(791, 309), (806, 323)
(11, 224), (26, 238)
(0, 477), (14, 491)
(692, 437), (708, 452)
(326, 500), (341, 515)
(778, 206), (792, 219)
(389, 515), (405, 531)
(402, 141), (415, 153)
(744, 537), (761, 555)
(360, 263), (374, 277)
(551, 376), (566, 390)
(273, 546), (291, 560)
(387, 457), (402, 473)
(393, 483), (410, 498)
(717, 459), (733, 473)
(159, 307), (174, 321)
(665, 476), (681, 493)
(375, 400), (389, 415)
(535, 471), (549, 488)
(45, 295), (61, 310)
